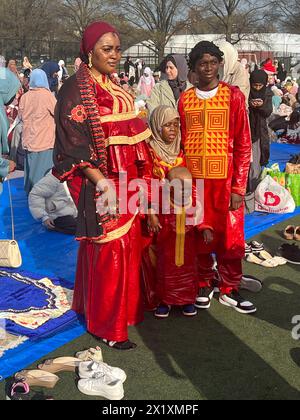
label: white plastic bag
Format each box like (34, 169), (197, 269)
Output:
(255, 175), (296, 214)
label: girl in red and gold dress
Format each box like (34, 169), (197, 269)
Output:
(54, 22), (152, 350)
(144, 106), (213, 318)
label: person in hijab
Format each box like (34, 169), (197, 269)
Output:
(0, 68), (20, 193)
(219, 41), (250, 102)
(57, 60), (69, 88)
(137, 67), (155, 98)
(54, 21), (152, 351)
(74, 57), (82, 73)
(147, 54), (190, 116)
(248, 69), (273, 193)
(277, 62), (287, 83)
(40, 61), (60, 94)
(6, 59), (19, 77)
(19, 69), (57, 194)
(22, 57), (33, 71)
(145, 105), (213, 318)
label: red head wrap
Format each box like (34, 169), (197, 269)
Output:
(80, 21), (119, 62)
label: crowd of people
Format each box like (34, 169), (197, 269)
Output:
(0, 22), (299, 352)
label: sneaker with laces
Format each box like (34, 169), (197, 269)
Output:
(240, 275), (263, 293)
(78, 375), (124, 400)
(195, 287), (214, 309)
(182, 304), (197, 317)
(79, 361), (127, 383)
(154, 304), (171, 318)
(219, 290), (257, 314)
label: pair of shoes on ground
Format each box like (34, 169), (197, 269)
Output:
(195, 287), (257, 315)
(154, 304), (197, 319)
(284, 225), (300, 241)
(279, 243), (300, 265)
(13, 348), (126, 400)
(245, 241), (287, 267)
(77, 361), (126, 400)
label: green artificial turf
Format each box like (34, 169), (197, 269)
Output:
(1, 215), (300, 400)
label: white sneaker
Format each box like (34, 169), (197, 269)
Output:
(79, 361), (127, 383)
(78, 375), (124, 400)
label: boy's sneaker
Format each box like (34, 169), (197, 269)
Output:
(195, 287), (214, 309)
(240, 275), (263, 293)
(78, 375), (124, 400)
(182, 304), (197, 317)
(79, 361), (127, 383)
(154, 304), (171, 318)
(279, 244), (300, 265)
(219, 290), (257, 314)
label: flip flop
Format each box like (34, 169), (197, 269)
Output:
(37, 357), (81, 374)
(75, 347), (103, 363)
(15, 370), (59, 389)
(272, 256), (287, 266)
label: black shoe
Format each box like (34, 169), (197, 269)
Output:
(195, 287), (214, 309)
(92, 334), (137, 351)
(279, 244), (300, 265)
(219, 290), (257, 314)
(101, 338), (137, 351)
(240, 275), (263, 293)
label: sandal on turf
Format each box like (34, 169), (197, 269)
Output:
(250, 241), (273, 260)
(284, 225), (295, 240)
(272, 256), (287, 266)
(75, 347), (103, 363)
(15, 370), (59, 389)
(245, 253), (278, 267)
(38, 357), (81, 374)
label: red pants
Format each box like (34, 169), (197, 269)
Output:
(72, 218), (144, 342)
(198, 253), (243, 294)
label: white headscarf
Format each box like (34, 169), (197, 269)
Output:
(219, 41), (239, 83)
(143, 67), (154, 86)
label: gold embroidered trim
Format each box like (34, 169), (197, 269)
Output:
(100, 111), (137, 124)
(175, 208), (186, 267)
(105, 129), (152, 147)
(94, 213), (137, 244)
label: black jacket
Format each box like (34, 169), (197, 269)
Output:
(249, 88), (273, 166)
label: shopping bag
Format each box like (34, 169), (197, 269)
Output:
(255, 175), (296, 214)
(286, 174), (300, 207)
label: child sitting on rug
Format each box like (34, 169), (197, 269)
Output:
(145, 105), (213, 318)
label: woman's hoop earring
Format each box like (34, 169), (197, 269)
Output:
(88, 55), (93, 69)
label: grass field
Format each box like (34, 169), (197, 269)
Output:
(1, 215), (300, 400)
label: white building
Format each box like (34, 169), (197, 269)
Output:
(124, 33), (300, 64)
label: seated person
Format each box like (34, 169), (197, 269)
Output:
(28, 169), (78, 235)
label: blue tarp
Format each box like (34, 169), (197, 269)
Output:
(0, 142), (299, 380)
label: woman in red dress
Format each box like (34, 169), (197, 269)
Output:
(54, 22), (152, 350)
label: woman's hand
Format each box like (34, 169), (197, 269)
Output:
(96, 179), (118, 218)
(230, 193), (244, 211)
(147, 214), (162, 234)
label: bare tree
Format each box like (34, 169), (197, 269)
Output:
(61, 0), (107, 36)
(196, 0), (276, 44)
(111, 0), (192, 63)
(275, 0), (300, 34)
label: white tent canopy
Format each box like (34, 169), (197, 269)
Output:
(124, 33), (300, 57)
